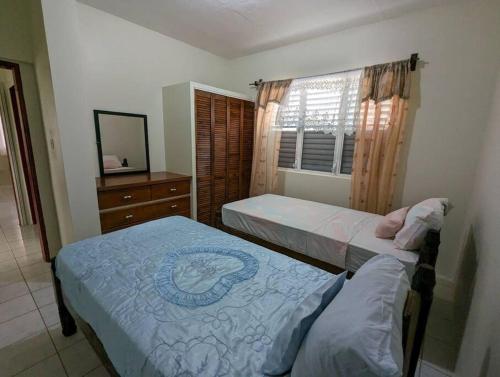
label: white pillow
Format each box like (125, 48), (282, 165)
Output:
(103, 154), (122, 169)
(291, 255), (409, 377)
(394, 198), (448, 250)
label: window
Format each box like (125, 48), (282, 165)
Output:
(276, 70), (362, 175)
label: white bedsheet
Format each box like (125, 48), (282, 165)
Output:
(222, 194), (418, 276)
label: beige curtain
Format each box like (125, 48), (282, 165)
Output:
(250, 80), (292, 197)
(350, 60), (412, 215)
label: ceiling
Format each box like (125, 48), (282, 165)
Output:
(78, 0), (453, 58)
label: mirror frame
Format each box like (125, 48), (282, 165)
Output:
(94, 109), (150, 177)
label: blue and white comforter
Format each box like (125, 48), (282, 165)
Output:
(56, 216), (336, 377)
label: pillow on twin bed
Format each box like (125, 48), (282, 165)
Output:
(262, 271), (347, 376)
(394, 198), (448, 250)
(291, 255), (410, 377)
(375, 207), (410, 239)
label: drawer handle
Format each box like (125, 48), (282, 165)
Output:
(123, 195), (133, 199)
(125, 214), (134, 219)
(171, 204), (178, 209)
(170, 188), (177, 192)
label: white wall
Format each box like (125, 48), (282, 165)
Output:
(17, 62), (62, 253)
(454, 69), (500, 377)
(40, 0), (101, 240)
(30, 0), (74, 246)
(0, 0), (33, 63)
(226, 0), (500, 285)
(0, 1), (63, 256)
(76, 3), (231, 176)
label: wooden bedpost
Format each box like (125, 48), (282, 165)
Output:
(51, 258), (77, 337)
(407, 230), (440, 376)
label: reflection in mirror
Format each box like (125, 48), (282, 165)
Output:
(94, 110), (149, 176)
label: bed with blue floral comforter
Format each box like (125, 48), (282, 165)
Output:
(56, 216), (336, 377)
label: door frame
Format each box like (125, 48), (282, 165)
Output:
(0, 59), (50, 262)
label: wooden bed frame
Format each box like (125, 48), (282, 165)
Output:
(217, 216), (440, 377)
(51, 225), (439, 377)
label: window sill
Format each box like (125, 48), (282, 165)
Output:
(278, 168), (352, 180)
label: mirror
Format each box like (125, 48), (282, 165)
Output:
(94, 110), (150, 176)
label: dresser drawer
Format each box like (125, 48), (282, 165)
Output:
(151, 180), (190, 200)
(100, 206), (148, 231)
(147, 197), (191, 218)
(98, 186), (151, 209)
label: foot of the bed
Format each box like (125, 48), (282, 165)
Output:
(61, 314), (77, 337)
(50, 257), (77, 337)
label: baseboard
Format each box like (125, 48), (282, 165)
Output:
(434, 274), (456, 301)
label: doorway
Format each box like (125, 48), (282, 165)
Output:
(0, 60), (49, 262)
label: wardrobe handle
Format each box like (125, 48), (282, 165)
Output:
(170, 188), (177, 192)
(171, 204), (178, 209)
(123, 195), (132, 199)
(125, 214), (134, 219)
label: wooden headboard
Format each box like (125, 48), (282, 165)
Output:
(403, 229), (440, 376)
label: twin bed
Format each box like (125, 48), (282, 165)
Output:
(52, 196), (440, 377)
(221, 194), (420, 277)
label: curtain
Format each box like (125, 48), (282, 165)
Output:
(250, 80), (292, 197)
(350, 60), (412, 215)
(0, 85), (32, 225)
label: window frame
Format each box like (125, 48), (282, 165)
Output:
(289, 127), (350, 176)
(277, 70), (361, 176)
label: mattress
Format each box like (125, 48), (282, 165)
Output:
(56, 216), (338, 376)
(347, 215), (418, 277)
(222, 194), (418, 276)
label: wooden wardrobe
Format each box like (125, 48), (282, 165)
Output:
(163, 82), (254, 227)
(195, 90), (254, 226)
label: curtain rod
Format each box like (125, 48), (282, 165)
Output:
(249, 53), (419, 88)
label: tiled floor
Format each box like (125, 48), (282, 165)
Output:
(0, 184), (458, 377)
(0, 185), (108, 377)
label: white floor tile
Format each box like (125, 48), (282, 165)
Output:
(26, 272), (53, 292)
(20, 261), (51, 279)
(84, 366), (110, 377)
(39, 302), (60, 327)
(48, 324), (84, 351)
(0, 294), (37, 324)
(0, 242), (11, 252)
(32, 286), (55, 308)
(0, 281), (29, 303)
(11, 247), (41, 259)
(0, 310), (46, 348)
(60, 339), (101, 377)
(0, 330), (56, 376)
(0, 268), (24, 288)
(14, 354), (67, 377)
(15, 253), (44, 268)
(0, 259), (18, 273)
(8, 240), (40, 251)
(0, 250), (14, 263)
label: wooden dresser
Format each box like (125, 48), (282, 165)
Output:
(96, 172), (191, 233)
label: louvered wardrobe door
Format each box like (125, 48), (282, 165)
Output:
(195, 90), (212, 225)
(240, 100), (254, 199)
(212, 94), (227, 223)
(226, 98), (241, 203)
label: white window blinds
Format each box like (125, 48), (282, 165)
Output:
(277, 70), (362, 174)
(276, 70), (362, 135)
